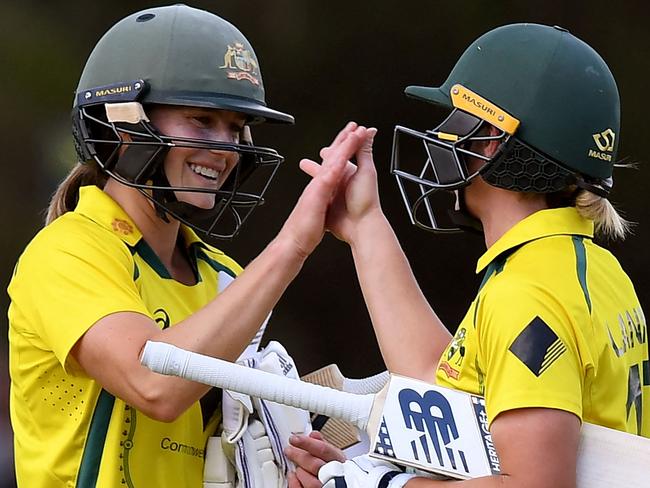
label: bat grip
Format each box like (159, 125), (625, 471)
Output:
(141, 341), (374, 431)
(343, 371), (390, 394)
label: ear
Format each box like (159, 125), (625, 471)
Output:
(484, 124), (502, 158)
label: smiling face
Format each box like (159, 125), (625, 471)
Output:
(148, 105), (247, 209)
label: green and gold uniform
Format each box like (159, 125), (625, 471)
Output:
(437, 207), (649, 437)
(8, 186), (242, 487)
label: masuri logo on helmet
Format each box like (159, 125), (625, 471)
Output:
(72, 4), (294, 239)
(391, 23), (619, 233)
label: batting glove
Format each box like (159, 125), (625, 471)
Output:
(318, 455), (417, 488)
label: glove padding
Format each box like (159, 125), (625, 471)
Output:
(236, 419), (283, 488)
(318, 455), (417, 488)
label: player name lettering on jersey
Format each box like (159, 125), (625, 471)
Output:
(607, 307), (647, 357)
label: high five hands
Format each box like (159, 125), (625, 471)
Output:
(298, 122), (381, 245)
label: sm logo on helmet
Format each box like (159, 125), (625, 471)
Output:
(399, 388), (469, 473)
(589, 128), (615, 161)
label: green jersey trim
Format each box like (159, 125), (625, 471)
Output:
(572, 236), (592, 312)
(76, 389), (115, 488)
(195, 246), (238, 278)
(131, 240), (172, 279)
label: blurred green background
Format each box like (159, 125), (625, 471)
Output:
(1, 0), (648, 485)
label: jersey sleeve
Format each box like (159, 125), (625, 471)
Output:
(477, 276), (586, 425)
(8, 221), (151, 373)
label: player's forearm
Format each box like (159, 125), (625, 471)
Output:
(405, 475), (507, 487)
(130, 236), (306, 419)
(406, 474), (571, 488)
(159, 235), (305, 361)
(349, 212), (451, 381)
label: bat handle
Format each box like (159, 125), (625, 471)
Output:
(141, 341), (374, 431)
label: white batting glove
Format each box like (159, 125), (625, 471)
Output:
(203, 436), (236, 488)
(236, 419), (283, 488)
(318, 455), (417, 488)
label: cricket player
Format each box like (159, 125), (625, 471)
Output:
(7, 5), (369, 487)
(288, 23), (649, 488)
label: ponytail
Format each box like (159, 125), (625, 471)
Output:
(574, 190), (630, 241)
(45, 162), (108, 225)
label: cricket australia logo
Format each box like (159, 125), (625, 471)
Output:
(589, 128), (615, 161)
(219, 42), (260, 85)
(438, 328), (466, 380)
(399, 388), (469, 473)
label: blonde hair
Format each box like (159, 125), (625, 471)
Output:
(574, 189), (631, 241)
(45, 161), (108, 225)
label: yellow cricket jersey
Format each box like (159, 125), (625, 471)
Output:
(436, 207), (649, 438)
(8, 185), (243, 487)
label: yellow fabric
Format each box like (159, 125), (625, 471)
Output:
(9, 186), (242, 487)
(436, 208), (649, 438)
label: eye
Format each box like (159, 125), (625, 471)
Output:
(190, 116), (212, 127)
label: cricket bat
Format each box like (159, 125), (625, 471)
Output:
(140, 341), (649, 486)
(301, 364), (390, 450)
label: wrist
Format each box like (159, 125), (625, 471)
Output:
(268, 233), (312, 267)
(348, 209), (391, 253)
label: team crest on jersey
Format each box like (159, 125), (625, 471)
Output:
(438, 327), (467, 380)
(111, 218), (134, 235)
(219, 42), (259, 85)
(438, 361), (460, 380)
(447, 328), (467, 366)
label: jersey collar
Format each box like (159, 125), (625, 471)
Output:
(476, 207), (594, 274)
(75, 186), (142, 246)
(75, 186), (205, 248)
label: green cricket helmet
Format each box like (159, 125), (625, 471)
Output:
(72, 4), (294, 238)
(391, 23), (620, 233)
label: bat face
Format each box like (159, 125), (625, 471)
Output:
(368, 375), (502, 479)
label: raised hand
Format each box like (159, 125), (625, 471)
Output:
(279, 123), (369, 260)
(300, 124), (383, 245)
(327, 126), (380, 243)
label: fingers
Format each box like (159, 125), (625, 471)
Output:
(326, 121), (358, 154)
(306, 122), (371, 180)
(308, 430), (324, 441)
(355, 127), (378, 173)
(293, 467), (324, 488)
(299, 159), (320, 178)
(320, 121), (359, 159)
(313, 128), (365, 197)
(288, 433), (346, 463)
(284, 444), (327, 475)
(287, 470), (306, 488)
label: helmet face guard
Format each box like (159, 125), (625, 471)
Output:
(73, 81), (284, 239)
(390, 108), (508, 233)
(390, 83), (613, 233)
